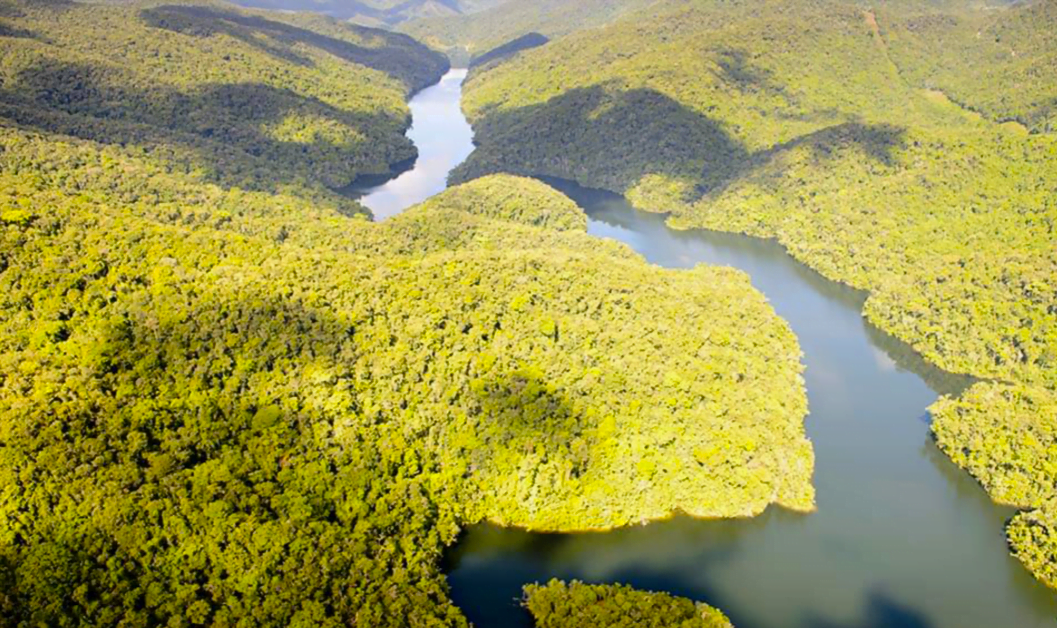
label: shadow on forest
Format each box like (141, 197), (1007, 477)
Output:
(713, 48), (791, 100)
(139, 5), (443, 89)
(469, 33), (549, 73)
(469, 367), (593, 481)
(0, 56), (412, 192)
(453, 81), (905, 204)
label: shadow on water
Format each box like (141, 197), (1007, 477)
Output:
(808, 592), (936, 628)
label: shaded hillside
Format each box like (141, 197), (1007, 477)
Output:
(457, 0), (1057, 590)
(229, 0), (507, 28)
(0, 0), (448, 195)
(468, 31), (548, 72)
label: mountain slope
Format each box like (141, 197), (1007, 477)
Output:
(456, 0), (1057, 589)
(401, 0), (657, 64)
(229, 0), (508, 28)
(0, 0), (449, 196)
(0, 1), (809, 624)
(882, 0), (1057, 132)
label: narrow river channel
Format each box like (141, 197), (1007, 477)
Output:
(357, 70), (1057, 628)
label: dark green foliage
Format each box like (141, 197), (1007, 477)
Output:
(523, 580), (733, 628)
(469, 32), (548, 72)
(0, 0), (448, 195)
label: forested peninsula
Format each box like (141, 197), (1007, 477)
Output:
(455, 0), (1057, 590)
(0, 1), (807, 624)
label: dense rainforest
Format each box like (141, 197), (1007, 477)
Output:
(0, 0), (811, 624)
(455, 0), (1057, 590)
(523, 580), (733, 628)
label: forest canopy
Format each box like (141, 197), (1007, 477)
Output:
(523, 579), (734, 628)
(0, 2), (811, 623)
(455, 0), (1057, 589)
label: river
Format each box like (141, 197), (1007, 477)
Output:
(359, 69), (1057, 628)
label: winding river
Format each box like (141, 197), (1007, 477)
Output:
(358, 70), (1057, 628)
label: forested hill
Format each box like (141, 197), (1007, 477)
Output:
(456, 0), (1057, 591)
(400, 0), (657, 65)
(0, 0), (448, 198)
(0, 0), (811, 625)
(228, 0), (507, 29)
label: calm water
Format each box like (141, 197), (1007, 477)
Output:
(370, 75), (1057, 628)
(342, 69), (473, 219)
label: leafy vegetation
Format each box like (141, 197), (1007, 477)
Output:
(0, 3), (811, 618)
(932, 384), (1057, 588)
(0, 127), (810, 621)
(882, 0), (1057, 133)
(0, 0), (449, 196)
(456, 0), (1057, 587)
(523, 580), (734, 628)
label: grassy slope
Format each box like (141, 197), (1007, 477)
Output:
(456, 0), (1057, 589)
(0, 2), (811, 623)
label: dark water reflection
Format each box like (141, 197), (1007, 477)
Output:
(356, 74), (1057, 628)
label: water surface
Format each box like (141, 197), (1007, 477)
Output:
(341, 69), (472, 219)
(365, 72), (1057, 628)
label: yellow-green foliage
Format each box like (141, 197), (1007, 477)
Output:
(932, 383), (1057, 587)
(523, 579), (734, 628)
(0, 87), (808, 626)
(456, 0), (1057, 587)
(0, 0), (448, 194)
(882, 0), (1057, 133)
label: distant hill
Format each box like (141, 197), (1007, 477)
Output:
(401, 0), (656, 64)
(468, 31), (548, 71)
(229, 0), (508, 27)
